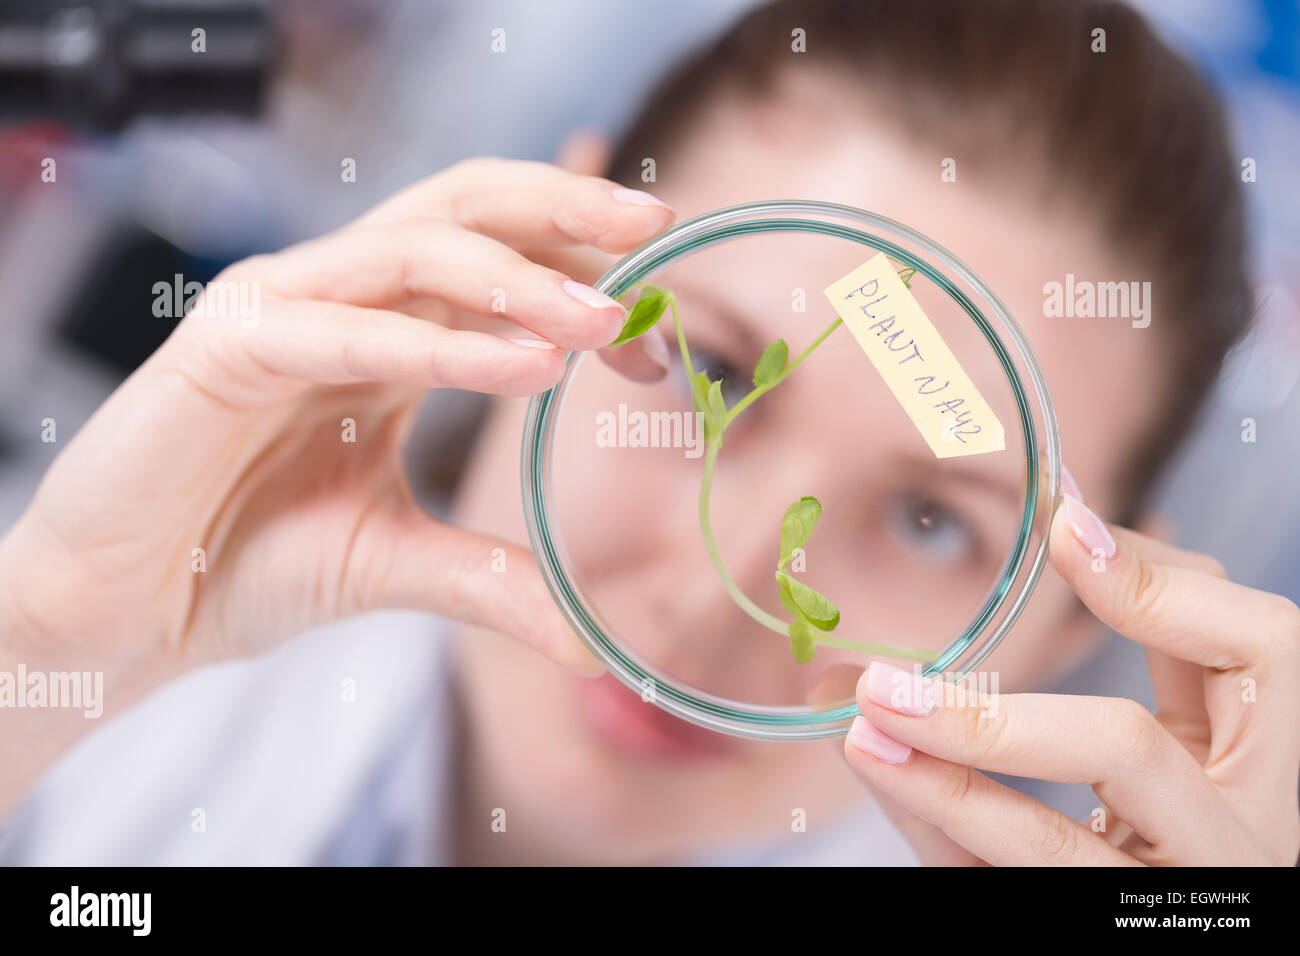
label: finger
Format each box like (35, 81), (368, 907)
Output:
(1050, 496), (1300, 817)
(843, 718), (1136, 866)
(855, 662), (1245, 859)
(1122, 523), (1223, 755)
(512, 242), (670, 382)
(252, 241), (615, 327)
(1050, 497), (1298, 670)
(178, 297), (567, 397)
(812, 668), (984, 864)
(249, 220), (628, 350)
(807, 667), (980, 865)
(344, 495), (603, 677)
(860, 778), (987, 866)
(1117, 525), (1229, 579)
(354, 157), (674, 252)
(1099, 513), (1223, 754)
(515, 241), (617, 288)
(361, 290), (670, 385)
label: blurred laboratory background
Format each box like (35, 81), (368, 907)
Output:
(0, 0), (1297, 820)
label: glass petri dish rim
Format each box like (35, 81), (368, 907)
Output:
(522, 199), (1061, 741)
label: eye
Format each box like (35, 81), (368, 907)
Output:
(885, 493), (976, 566)
(675, 344), (750, 409)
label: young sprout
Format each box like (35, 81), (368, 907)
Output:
(609, 281), (936, 665)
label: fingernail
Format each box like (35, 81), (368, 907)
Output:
(848, 717), (912, 765)
(562, 279), (624, 312)
(1062, 493), (1116, 560)
(865, 661), (938, 716)
(641, 326), (669, 369)
(510, 337), (556, 350)
(1061, 464), (1083, 502)
(612, 187), (672, 209)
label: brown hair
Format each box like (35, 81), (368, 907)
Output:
(604, 0), (1251, 525)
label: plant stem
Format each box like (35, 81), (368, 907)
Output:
(813, 633), (939, 662)
(620, 284), (937, 664)
(696, 440), (789, 635)
(696, 437), (934, 662)
(724, 317), (842, 426)
(665, 292), (695, 376)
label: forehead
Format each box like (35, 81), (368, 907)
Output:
(651, 73), (1166, 509)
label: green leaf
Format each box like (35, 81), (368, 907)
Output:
(706, 378), (726, 421)
(785, 576), (840, 630)
(775, 569), (799, 618)
(752, 339), (788, 386)
(776, 570), (839, 631)
(788, 618), (817, 664)
(610, 289), (669, 346)
(696, 377), (725, 444)
(778, 496), (821, 570)
(689, 371), (726, 443)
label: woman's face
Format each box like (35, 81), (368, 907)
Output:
(449, 72), (1164, 863)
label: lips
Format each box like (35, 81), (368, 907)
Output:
(574, 674), (738, 762)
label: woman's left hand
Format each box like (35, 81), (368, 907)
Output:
(843, 490), (1300, 866)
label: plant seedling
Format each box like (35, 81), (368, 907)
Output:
(609, 281), (935, 664)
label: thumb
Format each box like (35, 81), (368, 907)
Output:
(845, 755), (987, 867)
(808, 667), (984, 865)
(553, 126), (671, 385)
(345, 496), (604, 677)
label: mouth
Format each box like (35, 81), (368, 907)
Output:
(574, 673), (739, 763)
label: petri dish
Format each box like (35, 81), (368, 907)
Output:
(522, 200), (1060, 741)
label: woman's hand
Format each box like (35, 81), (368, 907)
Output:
(843, 489), (1300, 866)
(0, 159), (674, 811)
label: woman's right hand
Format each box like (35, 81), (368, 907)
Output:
(0, 160), (675, 799)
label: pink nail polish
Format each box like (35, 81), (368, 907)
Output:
(611, 187), (672, 209)
(848, 717), (912, 764)
(866, 661), (938, 716)
(562, 279), (624, 312)
(509, 337), (556, 350)
(1061, 464), (1083, 502)
(1062, 493), (1116, 560)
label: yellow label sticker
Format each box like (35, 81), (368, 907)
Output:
(822, 253), (1005, 459)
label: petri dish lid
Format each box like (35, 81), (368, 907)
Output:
(523, 200), (1060, 740)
